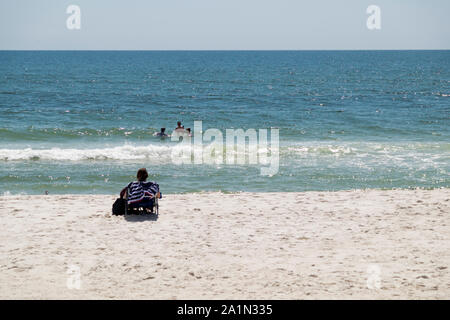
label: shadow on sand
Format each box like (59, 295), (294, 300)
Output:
(124, 213), (159, 222)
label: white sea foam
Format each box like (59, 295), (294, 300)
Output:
(287, 145), (355, 156)
(1, 190), (28, 196)
(0, 143), (279, 162)
(0, 142), (447, 164)
(0, 144), (178, 162)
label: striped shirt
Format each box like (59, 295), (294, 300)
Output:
(126, 181), (160, 204)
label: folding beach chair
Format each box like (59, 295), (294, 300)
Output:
(123, 189), (160, 216)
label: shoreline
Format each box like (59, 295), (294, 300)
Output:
(2, 186), (449, 197)
(0, 189), (449, 299)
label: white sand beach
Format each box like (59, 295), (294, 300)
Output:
(0, 189), (449, 299)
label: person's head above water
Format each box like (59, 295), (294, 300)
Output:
(137, 168), (148, 182)
(160, 128), (166, 133)
(175, 121), (185, 132)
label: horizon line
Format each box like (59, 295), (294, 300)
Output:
(1, 49), (449, 52)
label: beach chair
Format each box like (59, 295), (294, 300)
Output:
(123, 189), (160, 215)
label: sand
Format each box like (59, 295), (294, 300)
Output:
(0, 189), (449, 299)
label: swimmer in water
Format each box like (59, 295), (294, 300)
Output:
(174, 121), (185, 132)
(155, 127), (168, 138)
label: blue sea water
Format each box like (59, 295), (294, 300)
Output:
(0, 51), (449, 195)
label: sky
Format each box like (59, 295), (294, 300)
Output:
(0, 0), (449, 50)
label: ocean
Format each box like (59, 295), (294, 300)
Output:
(0, 51), (449, 195)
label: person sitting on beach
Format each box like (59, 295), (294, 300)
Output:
(120, 168), (161, 210)
(155, 127), (168, 138)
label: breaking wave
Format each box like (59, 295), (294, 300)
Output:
(0, 142), (448, 163)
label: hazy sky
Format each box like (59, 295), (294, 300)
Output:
(1, 0), (449, 50)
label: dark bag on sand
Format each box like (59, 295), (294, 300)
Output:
(112, 198), (126, 215)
